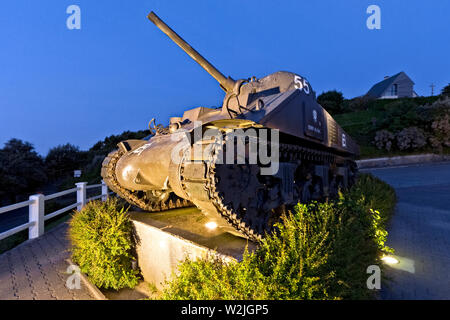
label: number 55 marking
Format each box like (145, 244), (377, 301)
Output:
(294, 75), (310, 94)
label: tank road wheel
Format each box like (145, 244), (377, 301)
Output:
(214, 163), (277, 236)
(311, 177), (324, 201)
(300, 180), (312, 203)
(294, 164), (315, 204)
(348, 161), (358, 186)
(329, 174), (338, 198)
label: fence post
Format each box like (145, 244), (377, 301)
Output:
(101, 180), (108, 202)
(76, 182), (87, 211)
(29, 194), (44, 239)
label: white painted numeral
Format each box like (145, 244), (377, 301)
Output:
(294, 75), (310, 95)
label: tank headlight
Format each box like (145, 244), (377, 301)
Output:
(205, 221), (218, 230)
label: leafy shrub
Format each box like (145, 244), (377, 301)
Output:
(162, 174), (396, 300)
(0, 139), (47, 203)
(69, 198), (140, 290)
(441, 84), (450, 98)
(430, 113), (450, 151)
(342, 95), (374, 113)
(378, 100), (422, 132)
(396, 127), (426, 151)
(45, 144), (87, 181)
(161, 250), (268, 300)
(317, 90), (345, 114)
(346, 173), (397, 225)
(374, 129), (395, 151)
(89, 130), (150, 157)
(416, 97), (450, 126)
(162, 205), (334, 300)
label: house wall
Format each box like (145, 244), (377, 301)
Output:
(381, 73), (414, 98)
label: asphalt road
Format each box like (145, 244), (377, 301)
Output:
(365, 162), (450, 300)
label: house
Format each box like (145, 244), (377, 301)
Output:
(366, 72), (418, 99)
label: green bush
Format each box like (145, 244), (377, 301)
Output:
(45, 144), (87, 181)
(378, 100), (422, 133)
(317, 90), (345, 114)
(396, 127), (426, 151)
(162, 173), (396, 300)
(441, 84), (450, 98)
(374, 129), (395, 151)
(334, 96), (445, 157)
(346, 173), (396, 225)
(69, 198), (140, 290)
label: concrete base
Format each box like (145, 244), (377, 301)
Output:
(129, 208), (256, 290)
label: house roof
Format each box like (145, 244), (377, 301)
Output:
(366, 72), (404, 97)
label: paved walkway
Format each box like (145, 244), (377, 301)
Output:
(366, 162), (450, 300)
(0, 224), (94, 300)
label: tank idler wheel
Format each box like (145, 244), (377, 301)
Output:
(300, 180), (312, 203)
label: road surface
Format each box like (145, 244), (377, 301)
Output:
(365, 162), (450, 299)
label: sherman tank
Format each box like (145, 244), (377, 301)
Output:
(101, 11), (359, 241)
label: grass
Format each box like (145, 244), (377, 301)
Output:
(334, 109), (383, 127)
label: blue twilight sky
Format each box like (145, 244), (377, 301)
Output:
(0, 0), (449, 155)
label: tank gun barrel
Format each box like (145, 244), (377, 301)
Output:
(148, 11), (236, 92)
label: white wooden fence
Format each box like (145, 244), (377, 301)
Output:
(0, 181), (109, 241)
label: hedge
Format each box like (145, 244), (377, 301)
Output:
(68, 198), (140, 290)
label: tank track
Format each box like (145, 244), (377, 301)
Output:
(101, 149), (192, 211)
(180, 134), (357, 241)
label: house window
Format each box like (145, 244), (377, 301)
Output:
(391, 84), (398, 96)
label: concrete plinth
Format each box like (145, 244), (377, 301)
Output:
(129, 208), (256, 290)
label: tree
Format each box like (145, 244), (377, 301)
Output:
(317, 90), (345, 114)
(441, 84), (450, 98)
(45, 143), (87, 180)
(0, 139), (47, 202)
(89, 130), (150, 156)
